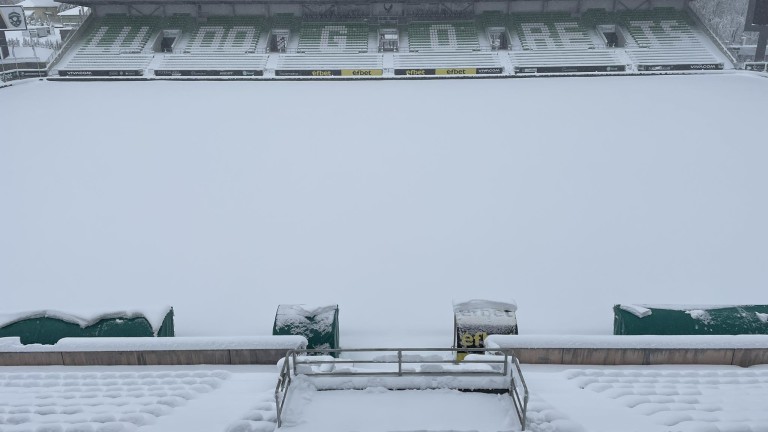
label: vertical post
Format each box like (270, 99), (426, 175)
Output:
(756, 31), (768, 61)
(397, 350), (402, 376)
(0, 31), (9, 59)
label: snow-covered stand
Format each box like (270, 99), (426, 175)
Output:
(275, 348), (529, 430)
(0, 307), (175, 345)
(272, 305), (340, 357)
(614, 304), (768, 335)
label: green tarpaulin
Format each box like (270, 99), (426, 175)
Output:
(614, 304), (768, 335)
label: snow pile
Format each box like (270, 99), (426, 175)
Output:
(757, 313), (768, 323)
(619, 304), (653, 318)
(685, 309), (713, 324)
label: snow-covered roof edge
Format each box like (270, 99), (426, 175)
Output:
(620, 304), (767, 311)
(453, 299), (517, 313)
(0, 335), (308, 352)
(275, 304), (338, 317)
(0, 306), (173, 333)
(485, 335), (768, 350)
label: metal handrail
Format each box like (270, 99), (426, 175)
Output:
(290, 347), (508, 377)
(273, 347), (528, 430)
(510, 354), (529, 430)
(685, 4), (738, 66)
(47, 13), (96, 72)
(274, 353), (293, 428)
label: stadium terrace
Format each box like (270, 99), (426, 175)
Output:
(4, 0), (748, 80)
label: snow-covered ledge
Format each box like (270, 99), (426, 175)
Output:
(485, 335), (768, 350)
(0, 336), (308, 366)
(485, 335), (768, 367)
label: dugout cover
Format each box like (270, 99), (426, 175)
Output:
(454, 299), (518, 360)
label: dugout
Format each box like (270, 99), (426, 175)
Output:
(454, 299), (517, 360)
(273, 304), (339, 356)
(0, 307), (175, 345)
(614, 304), (768, 336)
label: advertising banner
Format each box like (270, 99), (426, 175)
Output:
(154, 69), (264, 77)
(515, 65), (626, 74)
(58, 70), (144, 77)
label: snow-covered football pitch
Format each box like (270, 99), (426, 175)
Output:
(2, 73), (768, 431)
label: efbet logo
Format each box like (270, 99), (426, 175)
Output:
(8, 11), (22, 27)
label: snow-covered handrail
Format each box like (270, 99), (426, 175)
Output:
(273, 347), (529, 430)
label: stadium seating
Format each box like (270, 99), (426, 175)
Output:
(60, 53), (153, 73)
(476, 11), (508, 30)
(270, 13), (300, 31)
(181, 16), (264, 54)
(511, 13), (596, 50)
(297, 22), (370, 53)
(156, 54), (268, 71)
(278, 53), (382, 70)
(394, 51), (499, 69)
(618, 8), (701, 49)
(79, 15), (160, 54)
(407, 21), (480, 52)
(625, 47), (721, 68)
(54, 7), (724, 78)
(509, 49), (625, 72)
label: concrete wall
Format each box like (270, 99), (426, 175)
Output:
(504, 348), (767, 367)
(0, 348), (290, 366)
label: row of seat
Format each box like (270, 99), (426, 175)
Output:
(75, 9), (705, 55)
(296, 23), (370, 53)
(407, 21), (481, 52)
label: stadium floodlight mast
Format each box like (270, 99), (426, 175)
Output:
(745, 0), (768, 61)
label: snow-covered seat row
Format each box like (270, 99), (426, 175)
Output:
(297, 23), (370, 53)
(407, 21), (480, 52)
(59, 53), (153, 73)
(277, 53), (382, 70)
(78, 15), (160, 54)
(512, 13), (596, 50)
(181, 16), (265, 54)
(509, 49), (625, 73)
(155, 54), (268, 71)
(626, 47), (722, 70)
(619, 8), (702, 49)
(394, 51), (500, 69)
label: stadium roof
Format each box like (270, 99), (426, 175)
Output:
(66, 0), (571, 7)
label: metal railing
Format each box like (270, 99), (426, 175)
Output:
(510, 353), (529, 429)
(685, 4), (738, 67)
(47, 13), (96, 73)
(274, 347), (528, 430)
